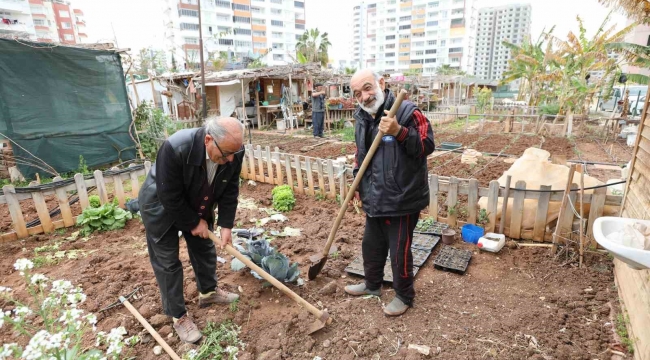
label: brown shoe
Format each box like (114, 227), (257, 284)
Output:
(198, 287), (240, 308)
(173, 314), (202, 344)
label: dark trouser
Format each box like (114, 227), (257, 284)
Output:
(312, 112), (324, 137)
(362, 212), (419, 306)
(146, 226), (217, 319)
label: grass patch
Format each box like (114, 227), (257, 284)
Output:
(188, 321), (245, 360)
(616, 313), (634, 354)
(331, 127), (355, 142)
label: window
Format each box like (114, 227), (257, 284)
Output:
(252, 18), (266, 24)
(428, 1), (439, 7)
(271, 0), (282, 3)
(184, 37), (199, 44)
(413, 41), (424, 47)
(253, 30), (266, 37)
(647, 35), (650, 47)
(61, 22), (71, 29)
(251, 6), (264, 13)
(449, 47), (463, 53)
(413, 50), (424, 56)
(425, 49), (436, 54)
(399, 16), (411, 21)
(399, 52), (409, 57)
(219, 39), (234, 45)
(427, 21), (438, 27)
(412, 32), (424, 38)
(295, 23), (304, 30)
(59, 10), (70, 17)
(294, 1), (304, 8)
(399, 34), (410, 39)
(386, 35), (395, 40)
(271, 20), (283, 26)
(272, 43), (283, 49)
(273, 54), (284, 60)
(33, 19), (45, 26)
(386, 44), (395, 49)
(425, 58), (436, 63)
(234, 28), (251, 35)
(235, 40), (251, 47)
(215, 0), (230, 7)
(271, 8), (282, 15)
(399, 24), (411, 30)
(451, 18), (464, 26)
(272, 31), (282, 38)
(413, 23), (424, 29)
(386, 52), (395, 57)
(399, 60), (409, 65)
(179, 9), (198, 17)
(254, 42), (266, 48)
(233, 16), (251, 23)
(181, 23), (199, 31)
(217, 26), (230, 33)
(217, 14), (230, 22)
(411, 59), (423, 64)
(232, 3), (250, 10)
(451, 57), (460, 63)
(400, 43), (409, 48)
(427, 40), (437, 46)
(64, 34), (74, 40)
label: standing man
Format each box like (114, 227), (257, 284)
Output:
(139, 117), (244, 343)
(344, 70), (435, 316)
(311, 83), (326, 138)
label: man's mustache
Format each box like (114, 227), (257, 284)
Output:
(363, 97), (377, 106)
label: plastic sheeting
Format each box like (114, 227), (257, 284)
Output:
(0, 39), (136, 178)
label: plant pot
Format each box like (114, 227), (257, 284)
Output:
(442, 228), (456, 245)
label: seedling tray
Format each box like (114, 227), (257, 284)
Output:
(433, 245), (472, 275)
(411, 233), (440, 252)
(345, 256), (421, 283)
(415, 220), (449, 235)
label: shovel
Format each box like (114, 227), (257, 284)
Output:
(308, 90), (407, 281)
(207, 232), (332, 334)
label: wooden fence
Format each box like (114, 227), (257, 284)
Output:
(1, 162), (151, 242)
(239, 145), (622, 243)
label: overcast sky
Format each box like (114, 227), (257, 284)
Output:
(74, 0), (628, 63)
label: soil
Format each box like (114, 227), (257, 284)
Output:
(474, 135), (515, 154)
(541, 137), (576, 159)
(508, 136), (543, 156)
(0, 183), (624, 360)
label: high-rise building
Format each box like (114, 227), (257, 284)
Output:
(473, 3), (531, 84)
(163, 0), (306, 69)
(0, 0), (88, 44)
(350, 0), (478, 75)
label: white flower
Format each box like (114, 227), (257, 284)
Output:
(0, 286), (12, 293)
(30, 274), (48, 285)
(0, 343), (18, 360)
(66, 292), (87, 306)
(58, 308), (84, 326)
(185, 349), (199, 360)
(86, 314), (98, 331)
(22, 329), (50, 360)
(13, 306), (32, 322)
(125, 335), (140, 346)
(51, 280), (73, 294)
(104, 327), (127, 356)
(13, 258), (34, 275)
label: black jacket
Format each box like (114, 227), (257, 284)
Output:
(353, 89), (435, 217)
(139, 127), (243, 242)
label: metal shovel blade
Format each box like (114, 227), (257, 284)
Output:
(308, 245), (338, 280)
(307, 311), (331, 334)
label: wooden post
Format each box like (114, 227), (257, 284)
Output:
(241, 152), (248, 179)
(131, 74), (140, 105)
(499, 175), (512, 234)
(128, 164), (140, 198)
(144, 161), (152, 176)
(31, 190), (54, 233)
(255, 79), (261, 129)
(284, 154), (294, 192)
(579, 171), (585, 268)
(429, 175), (439, 220)
(327, 160), (336, 199)
(256, 145), (264, 182)
(587, 187), (607, 245)
(93, 170), (109, 204)
(467, 179), (478, 224)
(486, 180), (500, 233)
(53, 176), (74, 227)
(338, 163), (346, 206)
(246, 145), (256, 181)
(552, 164), (577, 253)
(149, 76), (158, 107)
(110, 167), (126, 209)
(533, 185), (552, 242)
(316, 160), (326, 197)
(447, 177), (459, 226)
(74, 173), (90, 210)
(305, 158), (315, 196)
(265, 146), (274, 184)
(294, 155), (304, 194)
(274, 147), (283, 185)
(3, 185), (28, 238)
(509, 180), (526, 239)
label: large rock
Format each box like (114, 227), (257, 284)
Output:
(319, 281), (338, 295)
(148, 314), (168, 327)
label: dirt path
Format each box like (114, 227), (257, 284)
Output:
(0, 183), (622, 359)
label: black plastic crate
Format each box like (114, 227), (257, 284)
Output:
(433, 245), (472, 275)
(411, 233), (440, 252)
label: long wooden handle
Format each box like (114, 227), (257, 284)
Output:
(320, 90), (408, 257)
(122, 300), (181, 360)
(209, 232), (330, 323)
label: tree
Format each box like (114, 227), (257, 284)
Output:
(211, 51), (229, 71)
(501, 30), (551, 105)
(134, 47), (167, 77)
(598, 0), (650, 24)
(344, 66), (357, 75)
(606, 42), (650, 84)
(295, 28), (331, 67)
(171, 53), (178, 73)
(435, 64), (465, 76)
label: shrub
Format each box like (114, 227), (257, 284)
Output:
(76, 202), (133, 236)
(272, 185), (295, 212)
(540, 103), (560, 115)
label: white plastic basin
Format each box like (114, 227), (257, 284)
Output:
(593, 216), (650, 270)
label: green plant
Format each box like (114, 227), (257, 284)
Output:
(229, 298), (239, 313)
(331, 251), (340, 259)
(0, 258), (134, 359)
(134, 102), (177, 160)
(88, 195), (101, 209)
(416, 217), (435, 232)
(540, 103), (561, 115)
(76, 202), (133, 236)
(616, 313), (634, 354)
(315, 192), (326, 201)
(271, 185), (296, 212)
(478, 208), (490, 227)
(448, 205), (458, 216)
(185, 321), (245, 360)
(230, 239), (300, 283)
(77, 155), (90, 175)
(476, 88), (493, 113)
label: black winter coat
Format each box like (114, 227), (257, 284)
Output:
(353, 89), (435, 217)
(139, 127), (243, 242)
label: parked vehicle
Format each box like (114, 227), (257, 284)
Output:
(600, 86), (647, 113)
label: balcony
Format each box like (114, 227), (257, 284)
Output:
(78, 32), (87, 37)
(1, 0), (30, 13)
(178, 2), (199, 11)
(34, 25), (48, 30)
(0, 22), (33, 35)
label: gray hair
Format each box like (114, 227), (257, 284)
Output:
(352, 69), (383, 82)
(204, 116), (244, 142)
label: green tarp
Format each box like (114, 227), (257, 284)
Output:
(0, 39), (136, 179)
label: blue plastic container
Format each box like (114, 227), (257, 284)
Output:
(461, 224), (485, 244)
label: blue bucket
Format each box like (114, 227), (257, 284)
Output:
(461, 224), (484, 244)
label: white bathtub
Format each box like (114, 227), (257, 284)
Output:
(593, 217), (650, 270)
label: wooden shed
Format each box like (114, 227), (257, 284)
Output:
(619, 83), (650, 359)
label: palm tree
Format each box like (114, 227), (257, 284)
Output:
(344, 66), (357, 75)
(606, 42), (650, 84)
(295, 28), (331, 67)
(501, 30), (551, 105)
(598, 0), (650, 24)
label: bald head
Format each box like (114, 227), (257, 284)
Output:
(204, 116), (244, 164)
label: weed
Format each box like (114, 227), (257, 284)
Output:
(34, 243), (60, 254)
(478, 208), (490, 227)
(190, 321), (245, 360)
(55, 228), (66, 236)
(615, 313), (634, 354)
(32, 255), (57, 268)
(229, 298), (240, 313)
(448, 205), (458, 216)
(315, 192), (327, 201)
(331, 251), (340, 259)
(340, 146), (347, 155)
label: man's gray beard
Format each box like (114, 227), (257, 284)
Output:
(359, 84), (385, 114)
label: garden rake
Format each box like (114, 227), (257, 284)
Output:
(308, 89), (407, 280)
(100, 288), (181, 360)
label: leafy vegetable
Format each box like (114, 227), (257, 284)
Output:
(271, 185), (295, 212)
(230, 239), (300, 283)
(88, 195), (101, 209)
(76, 202), (133, 236)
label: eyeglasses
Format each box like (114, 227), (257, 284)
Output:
(213, 139), (244, 160)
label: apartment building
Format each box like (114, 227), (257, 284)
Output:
(0, 0), (87, 43)
(163, 0), (306, 68)
(473, 3), (531, 83)
(350, 0), (478, 75)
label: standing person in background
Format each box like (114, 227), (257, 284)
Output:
(311, 83), (326, 138)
